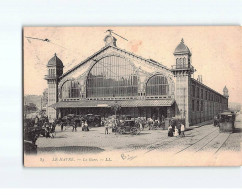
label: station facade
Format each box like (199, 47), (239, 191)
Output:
(45, 32), (228, 127)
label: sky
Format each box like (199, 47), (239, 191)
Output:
(24, 26), (241, 103)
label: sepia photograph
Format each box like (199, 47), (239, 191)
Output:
(23, 26), (242, 167)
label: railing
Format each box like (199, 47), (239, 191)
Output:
(171, 64), (194, 70)
(44, 75), (57, 79)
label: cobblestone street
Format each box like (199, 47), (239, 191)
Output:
(37, 114), (242, 159)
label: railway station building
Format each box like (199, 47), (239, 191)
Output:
(46, 32), (229, 127)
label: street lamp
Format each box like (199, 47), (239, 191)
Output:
(111, 101), (121, 118)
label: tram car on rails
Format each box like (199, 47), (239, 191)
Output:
(218, 111), (236, 133)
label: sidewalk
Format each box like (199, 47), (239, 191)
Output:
(186, 120), (213, 131)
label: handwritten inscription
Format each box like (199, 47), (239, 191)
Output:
(121, 153), (136, 161)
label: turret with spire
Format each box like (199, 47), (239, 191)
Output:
(45, 53), (64, 119)
(223, 86), (229, 98)
(171, 38), (194, 128)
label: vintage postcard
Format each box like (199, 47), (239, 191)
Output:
(23, 26), (242, 167)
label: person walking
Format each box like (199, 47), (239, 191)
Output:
(34, 115), (39, 128)
(73, 120), (77, 132)
(174, 126), (179, 137)
(178, 122), (181, 135)
(61, 122), (64, 131)
(168, 125), (173, 137)
(105, 120), (109, 135)
(44, 121), (50, 138)
(148, 118), (153, 130)
(180, 123), (185, 137)
(139, 120), (143, 131)
(84, 120), (89, 131)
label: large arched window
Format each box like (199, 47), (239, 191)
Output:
(146, 75), (169, 96)
(61, 80), (80, 99)
(86, 56), (138, 98)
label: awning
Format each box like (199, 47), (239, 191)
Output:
(50, 99), (174, 109)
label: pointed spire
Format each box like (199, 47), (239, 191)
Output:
(223, 86), (229, 98)
(223, 85), (228, 91)
(181, 38), (184, 43)
(54, 53), (57, 57)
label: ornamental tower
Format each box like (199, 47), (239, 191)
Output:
(223, 86), (229, 111)
(104, 30), (117, 47)
(223, 86), (229, 98)
(45, 53), (64, 119)
(171, 39), (194, 127)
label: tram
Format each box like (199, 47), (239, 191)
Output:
(218, 111), (236, 133)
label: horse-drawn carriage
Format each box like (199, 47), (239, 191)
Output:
(116, 119), (141, 135)
(57, 114), (80, 131)
(58, 114), (101, 130)
(85, 114), (101, 127)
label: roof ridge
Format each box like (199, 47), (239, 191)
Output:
(60, 45), (170, 79)
(110, 46), (169, 70)
(60, 45), (111, 79)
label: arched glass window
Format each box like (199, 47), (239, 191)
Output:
(86, 56), (138, 98)
(146, 75), (169, 96)
(61, 80), (80, 99)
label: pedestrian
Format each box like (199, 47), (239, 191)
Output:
(44, 121), (50, 138)
(168, 125), (173, 137)
(84, 120), (89, 131)
(139, 120), (143, 131)
(73, 121), (77, 132)
(180, 123), (185, 137)
(49, 123), (55, 138)
(34, 115), (39, 128)
(174, 126), (179, 137)
(148, 118), (153, 130)
(178, 122), (181, 135)
(105, 120), (109, 135)
(61, 122), (64, 131)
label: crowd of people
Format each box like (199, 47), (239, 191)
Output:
(167, 123), (185, 137)
(34, 116), (57, 138)
(29, 114), (186, 138)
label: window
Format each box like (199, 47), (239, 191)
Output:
(201, 89), (203, 99)
(192, 100), (195, 111)
(205, 91), (207, 100)
(197, 87), (200, 98)
(61, 80), (80, 99)
(146, 75), (169, 96)
(86, 56), (138, 98)
(197, 100), (199, 111)
(183, 57), (186, 65)
(192, 85), (195, 97)
(201, 100), (204, 111)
